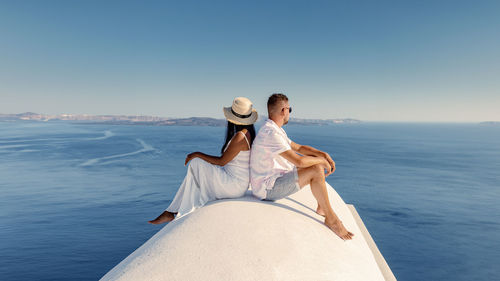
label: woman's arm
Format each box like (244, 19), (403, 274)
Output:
(184, 131), (248, 166)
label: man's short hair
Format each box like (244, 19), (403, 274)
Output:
(267, 93), (288, 113)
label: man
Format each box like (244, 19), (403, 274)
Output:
(250, 93), (354, 240)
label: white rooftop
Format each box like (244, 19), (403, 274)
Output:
(101, 183), (395, 281)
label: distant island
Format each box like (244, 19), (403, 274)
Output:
(479, 121), (500, 126)
(0, 112), (361, 126)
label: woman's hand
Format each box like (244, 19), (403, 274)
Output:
(185, 152), (200, 166)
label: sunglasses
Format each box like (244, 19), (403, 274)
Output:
(282, 107), (292, 113)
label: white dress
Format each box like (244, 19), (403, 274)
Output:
(166, 131), (250, 218)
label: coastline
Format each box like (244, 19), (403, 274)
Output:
(0, 112), (361, 126)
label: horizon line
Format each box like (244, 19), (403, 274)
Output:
(0, 111), (497, 124)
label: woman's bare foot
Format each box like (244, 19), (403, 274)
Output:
(325, 218), (354, 240)
(316, 205), (326, 217)
(148, 211), (175, 225)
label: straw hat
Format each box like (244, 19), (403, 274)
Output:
(223, 97), (258, 125)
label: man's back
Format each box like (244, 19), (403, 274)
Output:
(250, 119), (294, 199)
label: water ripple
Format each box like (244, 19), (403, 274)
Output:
(80, 139), (155, 167)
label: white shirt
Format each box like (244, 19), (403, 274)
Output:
(250, 119), (295, 199)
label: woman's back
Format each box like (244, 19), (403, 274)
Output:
(223, 131), (251, 182)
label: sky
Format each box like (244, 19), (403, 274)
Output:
(0, 0), (499, 122)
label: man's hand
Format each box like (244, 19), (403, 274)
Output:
(321, 158), (335, 177)
(322, 152), (336, 175)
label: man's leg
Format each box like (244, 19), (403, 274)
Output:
(298, 165), (354, 240)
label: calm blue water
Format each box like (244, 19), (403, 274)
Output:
(1, 121), (499, 280)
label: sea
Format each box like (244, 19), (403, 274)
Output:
(0, 120), (499, 281)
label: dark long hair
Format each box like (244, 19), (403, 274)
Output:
(221, 121), (256, 154)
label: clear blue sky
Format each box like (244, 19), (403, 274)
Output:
(1, 0), (499, 122)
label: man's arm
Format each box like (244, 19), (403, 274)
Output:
(280, 150), (333, 176)
(290, 141), (335, 173)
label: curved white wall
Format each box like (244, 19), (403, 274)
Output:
(101, 184), (386, 281)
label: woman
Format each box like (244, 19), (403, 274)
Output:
(149, 97), (258, 224)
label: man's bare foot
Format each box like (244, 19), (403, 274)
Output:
(325, 218), (354, 240)
(148, 211), (175, 225)
(316, 205), (326, 217)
